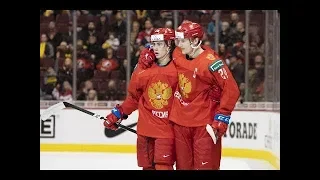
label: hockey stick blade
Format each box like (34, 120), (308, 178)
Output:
(41, 102), (66, 121)
(206, 124), (217, 144)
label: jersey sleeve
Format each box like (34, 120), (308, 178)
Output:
(120, 68), (142, 115)
(208, 58), (240, 116)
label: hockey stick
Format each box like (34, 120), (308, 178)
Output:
(40, 101), (137, 134)
(206, 124), (217, 144)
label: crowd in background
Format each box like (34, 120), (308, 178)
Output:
(40, 10), (266, 102)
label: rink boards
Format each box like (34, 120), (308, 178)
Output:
(40, 102), (280, 169)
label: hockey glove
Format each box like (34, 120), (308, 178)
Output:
(212, 114), (230, 138)
(206, 114), (230, 144)
(138, 47), (156, 69)
(103, 105), (128, 130)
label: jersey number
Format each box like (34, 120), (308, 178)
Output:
(218, 68), (228, 79)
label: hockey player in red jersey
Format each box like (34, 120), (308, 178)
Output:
(139, 20), (240, 170)
(103, 28), (178, 170)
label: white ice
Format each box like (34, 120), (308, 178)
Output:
(40, 152), (276, 170)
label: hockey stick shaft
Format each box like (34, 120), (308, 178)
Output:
(63, 102), (137, 134)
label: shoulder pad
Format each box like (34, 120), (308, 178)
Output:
(208, 59), (224, 72)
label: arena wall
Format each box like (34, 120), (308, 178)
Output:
(40, 101), (280, 169)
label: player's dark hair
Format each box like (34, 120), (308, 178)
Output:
(168, 40), (176, 60)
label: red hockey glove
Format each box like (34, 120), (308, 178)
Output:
(138, 48), (156, 69)
(103, 105), (127, 130)
(211, 114), (230, 138)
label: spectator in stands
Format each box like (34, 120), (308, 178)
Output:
(248, 54), (265, 101)
(56, 41), (72, 61)
(122, 59), (128, 70)
(251, 33), (264, 49)
(229, 12), (239, 31)
(77, 80), (94, 100)
(153, 11), (170, 28)
(236, 22), (245, 39)
(42, 67), (57, 100)
(228, 55), (245, 87)
(40, 34), (54, 59)
(61, 22), (73, 44)
(87, 35), (104, 66)
(96, 14), (110, 38)
(105, 79), (117, 100)
(136, 19), (154, 46)
(231, 42), (245, 63)
(218, 43), (231, 63)
(87, 89), (98, 101)
(219, 21), (233, 48)
(47, 21), (63, 56)
(57, 57), (73, 85)
(249, 41), (263, 62)
(111, 11), (127, 45)
(76, 39), (90, 59)
(119, 58), (130, 80)
(229, 21), (245, 45)
(79, 21), (103, 45)
(52, 80), (73, 101)
(96, 47), (119, 72)
(77, 57), (94, 87)
(104, 32), (120, 51)
(207, 13), (221, 36)
(130, 21), (141, 47)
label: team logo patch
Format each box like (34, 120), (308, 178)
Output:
(209, 59), (224, 72)
(178, 74), (192, 98)
(148, 81), (172, 109)
(206, 54), (216, 61)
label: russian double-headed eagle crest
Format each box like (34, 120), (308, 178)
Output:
(178, 74), (192, 98)
(148, 81), (172, 109)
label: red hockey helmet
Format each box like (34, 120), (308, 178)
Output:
(175, 20), (204, 40)
(151, 28), (175, 42)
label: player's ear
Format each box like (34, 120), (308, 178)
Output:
(193, 38), (200, 45)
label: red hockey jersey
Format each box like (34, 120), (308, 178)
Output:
(121, 61), (178, 138)
(169, 46), (240, 127)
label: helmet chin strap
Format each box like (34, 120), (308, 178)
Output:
(188, 40), (202, 58)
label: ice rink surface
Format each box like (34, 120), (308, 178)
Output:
(40, 152), (275, 170)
